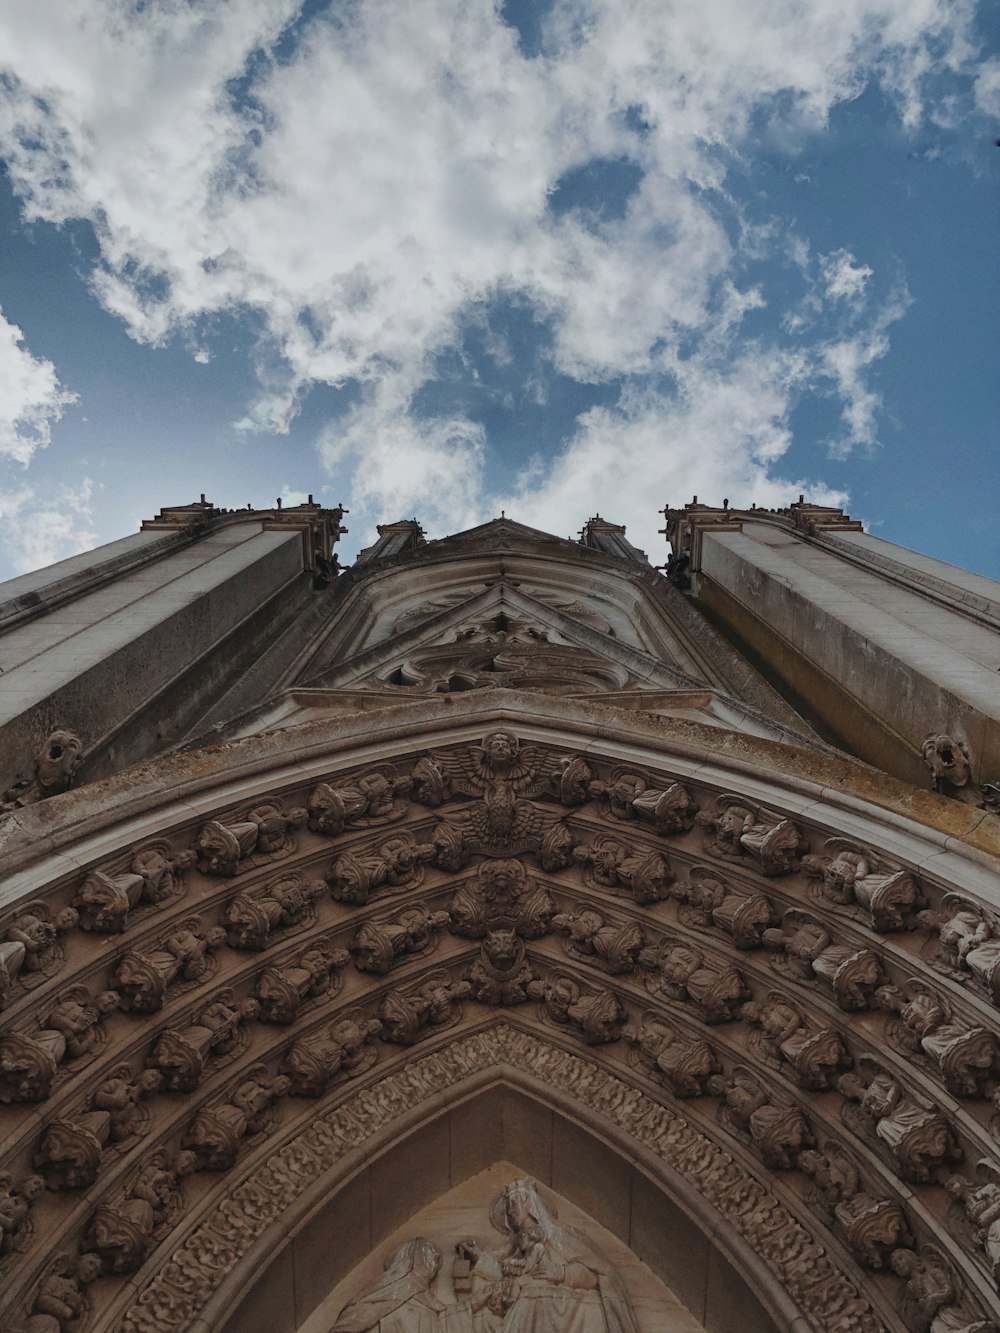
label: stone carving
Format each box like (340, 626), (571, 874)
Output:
(112, 920), (227, 1012)
(802, 842), (921, 933)
(44, 987), (119, 1059)
(349, 906), (451, 976)
(918, 899), (1000, 1002)
(307, 767), (413, 834)
(73, 844), (196, 934)
(922, 735), (973, 796)
(192, 801), (307, 876)
(800, 1147), (910, 1269)
(638, 938), (750, 1022)
(946, 1161), (1000, 1283)
(552, 909), (645, 974)
(378, 974), (472, 1045)
(92, 1066), (162, 1143)
(89, 1151), (195, 1274)
(573, 837), (674, 904)
(148, 992), (259, 1092)
(678, 868), (774, 948)
(838, 1064), (960, 1183)
(1, 904), (79, 1002)
(710, 1068), (814, 1169)
(117, 1026), (881, 1333)
(890, 1247), (959, 1332)
(464, 930), (538, 1005)
(2, 729), (84, 811)
(743, 993), (852, 1090)
(222, 874), (326, 950)
(762, 910), (884, 1010)
(0, 1029), (70, 1103)
(253, 945), (349, 1023)
(529, 974), (627, 1044)
(878, 983), (999, 1097)
(24, 1253), (103, 1331)
(695, 796), (808, 876)
(181, 1069), (289, 1170)
(0, 1173), (45, 1256)
(448, 860), (555, 940)
(414, 732), (572, 856)
(590, 768), (698, 834)
(624, 1014), (721, 1097)
(328, 835), (433, 905)
(332, 1236), (444, 1331)
(281, 1016), (382, 1097)
(34, 1112), (112, 1189)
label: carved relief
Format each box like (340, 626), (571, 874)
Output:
(328, 835), (433, 905)
(743, 993), (852, 1090)
(802, 842), (921, 932)
(2, 729), (84, 812)
(573, 837), (674, 904)
(307, 768), (412, 835)
(192, 801), (307, 876)
(0, 1173), (45, 1256)
(92, 1066), (162, 1143)
(73, 844), (195, 934)
(800, 1146), (911, 1269)
(639, 938), (750, 1022)
(222, 874), (325, 950)
(378, 974), (471, 1045)
(349, 905), (450, 974)
(253, 945), (349, 1023)
(464, 930), (538, 1006)
(281, 1016), (381, 1097)
(762, 910), (884, 1010)
(711, 1067), (814, 1169)
(181, 1069), (289, 1170)
(529, 974), (626, 1044)
(34, 1112), (111, 1189)
(552, 909), (645, 974)
(112, 920), (226, 1012)
(88, 1151), (195, 1275)
(25, 1253), (103, 1331)
(624, 1014), (720, 1097)
(590, 768), (698, 834)
(1, 904), (78, 1002)
(918, 899), (1000, 1005)
(838, 1063), (961, 1183)
(946, 1161), (1000, 1283)
(678, 868), (774, 948)
(148, 992), (258, 1092)
(878, 983), (999, 1097)
(447, 860), (554, 939)
(696, 796), (808, 876)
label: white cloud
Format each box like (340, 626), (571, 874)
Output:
(0, 307), (77, 464)
(0, 0), (990, 551)
(0, 477), (96, 574)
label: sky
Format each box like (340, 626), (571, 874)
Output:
(0, 0), (998, 579)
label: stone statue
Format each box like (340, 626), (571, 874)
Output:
(552, 910), (645, 974)
(743, 994), (851, 1090)
(149, 992), (259, 1091)
(1, 904), (79, 997)
(890, 1247), (956, 1333)
(922, 735), (972, 796)
(945, 1163), (1000, 1283)
(192, 802), (307, 876)
(0, 1172), (45, 1255)
(573, 838), (674, 905)
(182, 1071), (290, 1170)
(253, 946), (349, 1023)
(378, 975), (471, 1045)
(112, 920), (226, 1012)
(529, 975), (627, 1045)
(447, 860), (554, 940)
(762, 911), (883, 1010)
(878, 984), (999, 1097)
(332, 1237), (445, 1332)
(328, 836), (433, 905)
(639, 939), (750, 1023)
(44, 987), (119, 1059)
(590, 770), (697, 834)
(711, 1069), (814, 1170)
(838, 1067), (960, 1183)
(2, 729), (84, 811)
(34, 1112), (112, 1189)
(73, 844), (195, 934)
(281, 1017), (382, 1097)
(222, 874), (326, 950)
(26, 1253), (103, 1331)
(464, 931), (537, 1006)
(696, 797), (808, 876)
(91, 1066), (162, 1142)
(624, 1016), (720, 1098)
(350, 906), (451, 975)
(801, 845), (920, 932)
(307, 768), (412, 835)
(679, 870), (774, 948)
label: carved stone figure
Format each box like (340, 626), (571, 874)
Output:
(919, 901), (1000, 992)
(27, 1253), (102, 1331)
(350, 905), (451, 974)
(89, 1152), (194, 1275)
(112, 920), (226, 1012)
(800, 1149), (910, 1269)
(281, 1016), (382, 1097)
(624, 1016), (720, 1098)
(253, 945), (349, 1023)
(0, 1029), (68, 1103)
(590, 770), (697, 834)
(44, 988), (119, 1058)
(0, 1173), (45, 1255)
(455, 1178), (641, 1332)
(553, 910), (645, 974)
(34, 1112), (112, 1189)
(332, 1237), (445, 1332)
(680, 870), (774, 948)
(92, 1066), (162, 1142)
(762, 911), (883, 1010)
(529, 974), (626, 1044)
(890, 1247), (956, 1333)
(743, 995), (851, 1090)
(696, 797), (808, 875)
(551, 753), (595, 807)
(192, 802), (307, 876)
(182, 1070), (290, 1170)
(838, 1068), (960, 1183)
(149, 993), (259, 1091)
(573, 838), (674, 904)
(922, 735), (972, 795)
(2, 729), (84, 811)
(73, 844), (195, 934)
(802, 845), (920, 932)
(464, 930), (537, 1005)
(710, 1069), (814, 1169)
(1, 904), (79, 993)
(222, 875), (325, 949)
(640, 939), (750, 1022)
(307, 768), (412, 834)
(878, 984), (999, 1097)
(378, 974), (471, 1045)
(945, 1163), (1000, 1283)
(328, 836), (433, 905)
(447, 859), (554, 939)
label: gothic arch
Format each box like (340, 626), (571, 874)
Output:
(2, 695), (999, 1332)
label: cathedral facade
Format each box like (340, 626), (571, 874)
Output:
(0, 497), (998, 1333)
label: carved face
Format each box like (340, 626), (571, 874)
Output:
(483, 731), (518, 765)
(36, 731), (83, 790)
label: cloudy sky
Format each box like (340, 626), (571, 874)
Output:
(0, 0), (997, 578)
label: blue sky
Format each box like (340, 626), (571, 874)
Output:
(0, 0), (997, 578)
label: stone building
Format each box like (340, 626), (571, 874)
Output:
(1, 495), (999, 1333)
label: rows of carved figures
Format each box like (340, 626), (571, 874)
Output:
(2, 733), (1000, 1332)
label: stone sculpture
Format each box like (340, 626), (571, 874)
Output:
(181, 1070), (290, 1170)
(44, 988), (119, 1059)
(922, 735), (973, 796)
(253, 945), (349, 1023)
(307, 767), (412, 835)
(0, 1173), (45, 1256)
(838, 1066), (960, 1183)
(378, 974), (472, 1045)
(802, 844), (921, 932)
(222, 874), (326, 950)
(331, 1236), (444, 1332)
(26, 1254), (103, 1331)
(528, 974), (626, 1044)
(590, 769), (698, 833)
(349, 905), (451, 974)
(73, 844), (196, 934)
(1, 904), (79, 998)
(624, 1015), (721, 1098)
(464, 930), (537, 1006)
(573, 837), (674, 904)
(35, 1113), (112, 1190)
(639, 938), (750, 1022)
(679, 870), (774, 948)
(192, 802), (307, 876)
(149, 992), (259, 1092)
(946, 1162), (1000, 1283)
(328, 836), (433, 905)
(281, 1016), (382, 1097)
(112, 920), (226, 1012)
(92, 1066), (162, 1143)
(710, 1069), (814, 1170)
(696, 797), (808, 876)
(762, 911), (884, 1010)
(447, 860), (554, 939)
(743, 994), (852, 1090)
(878, 984), (999, 1097)
(2, 729), (84, 811)
(553, 910), (645, 974)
